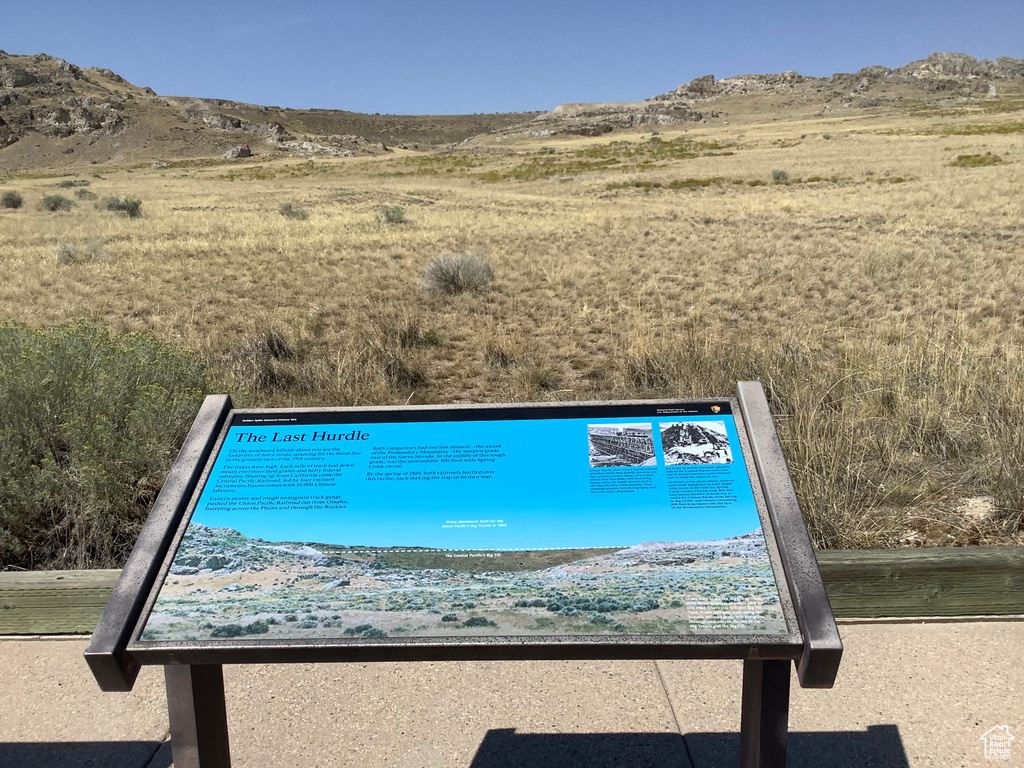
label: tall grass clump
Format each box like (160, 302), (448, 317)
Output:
(0, 323), (206, 569)
(224, 307), (439, 407)
(422, 252), (493, 295)
(620, 319), (1024, 549)
(98, 196), (143, 218)
(41, 195), (73, 212)
(229, 325), (299, 397)
(1, 191), (23, 209)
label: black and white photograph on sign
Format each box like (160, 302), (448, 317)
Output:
(587, 423), (656, 467)
(660, 421), (732, 465)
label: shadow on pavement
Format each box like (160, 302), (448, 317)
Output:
(0, 740), (170, 768)
(470, 725), (909, 768)
(471, 729), (691, 768)
(685, 724), (910, 768)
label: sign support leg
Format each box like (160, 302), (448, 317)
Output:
(739, 659), (790, 768)
(164, 664), (232, 768)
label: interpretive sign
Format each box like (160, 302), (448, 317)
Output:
(136, 401), (792, 644)
(87, 385), (841, 768)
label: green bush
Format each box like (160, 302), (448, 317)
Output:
(210, 624), (245, 638)
(243, 619), (271, 634)
(342, 623), (385, 637)
(279, 202), (309, 220)
(0, 322), (207, 569)
(57, 179), (91, 189)
(98, 196), (143, 218)
(949, 152), (1003, 168)
(421, 252), (493, 295)
(375, 205), (406, 225)
(41, 195), (73, 212)
(1, 191), (23, 209)
(209, 621), (269, 637)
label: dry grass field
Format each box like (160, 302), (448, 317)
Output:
(2, 100), (1022, 553)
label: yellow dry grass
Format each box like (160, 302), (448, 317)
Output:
(1, 102), (1022, 549)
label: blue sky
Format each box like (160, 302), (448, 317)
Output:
(5, 1), (1022, 114)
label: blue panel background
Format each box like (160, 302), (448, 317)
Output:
(191, 415), (761, 549)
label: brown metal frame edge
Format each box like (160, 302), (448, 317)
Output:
(84, 394), (233, 691)
(736, 380), (843, 688)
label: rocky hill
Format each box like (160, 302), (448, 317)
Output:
(521, 52), (1024, 138)
(0, 51), (537, 171)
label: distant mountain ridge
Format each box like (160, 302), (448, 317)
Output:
(1, 50), (1021, 169)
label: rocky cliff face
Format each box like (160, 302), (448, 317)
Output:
(661, 53), (1024, 101)
(530, 53), (1024, 136)
(635, 52), (1024, 122)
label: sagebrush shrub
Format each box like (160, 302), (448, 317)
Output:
(0, 322), (206, 569)
(99, 196), (143, 218)
(1, 190), (23, 209)
(279, 202), (309, 220)
(772, 169), (789, 182)
(422, 252), (493, 295)
(41, 194), (73, 212)
(53, 239), (104, 265)
(57, 179), (90, 189)
(376, 205), (406, 225)
(74, 189), (98, 200)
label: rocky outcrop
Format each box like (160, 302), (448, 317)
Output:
(222, 145), (252, 159)
(180, 103), (295, 141)
(0, 64), (40, 88)
(896, 52), (1023, 79)
(275, 134), (385, 157)
(88, 67), (127, 83)
(35, 104), (123, 137)
(536, 98), (713, 135)
(250, 121), (289, 139)
(57, 59), (82, 79)
(992, 57), (1024, 78)
(637, 52), (1024, 122)
(0, 115), (16, 147)
(660, 70), (807, 100)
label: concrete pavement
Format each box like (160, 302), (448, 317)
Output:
(1, 620), (1020, 767)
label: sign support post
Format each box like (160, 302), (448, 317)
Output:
(740, 658), (792, 768)
(165, 664), (231, 768)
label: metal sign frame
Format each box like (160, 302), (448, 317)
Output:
(85, 382), (841, 768)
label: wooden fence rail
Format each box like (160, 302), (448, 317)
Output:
(1, 547), (1022, 636)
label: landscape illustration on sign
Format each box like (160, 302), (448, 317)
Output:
(141, 527), (784, 641)
(140, 411), (789, 642)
